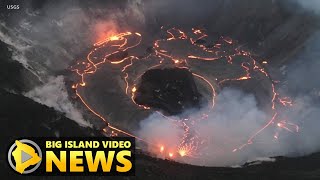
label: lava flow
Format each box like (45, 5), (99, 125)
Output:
(70, 27), (298, 161)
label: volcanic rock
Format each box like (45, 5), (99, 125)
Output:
(134, 68), (202, 115)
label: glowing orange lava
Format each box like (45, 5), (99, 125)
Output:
(71, 27), (298, 160)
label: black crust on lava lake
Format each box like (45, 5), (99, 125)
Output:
(134, 68), (202, 115)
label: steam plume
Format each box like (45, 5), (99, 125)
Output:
(24, 76), (92, 127)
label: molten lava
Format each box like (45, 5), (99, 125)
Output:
(70, 27), (298, 160)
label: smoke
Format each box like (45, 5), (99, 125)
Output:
(0, 0), (143, 127)
(24, 76), (92, 127)
(291, 0), (320, 14)
(281, 1), (320, 153)
(1, 0), (320, 166)
(138, 113), (184, 151)
(137, 84), (320, 166)
(280, 31), (320, 155)
(137, 88), (269, 166)
(0, 1), (143, 73)
(135, 0), (320, 166)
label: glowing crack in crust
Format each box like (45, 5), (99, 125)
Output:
(71, 27), (298, 160)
